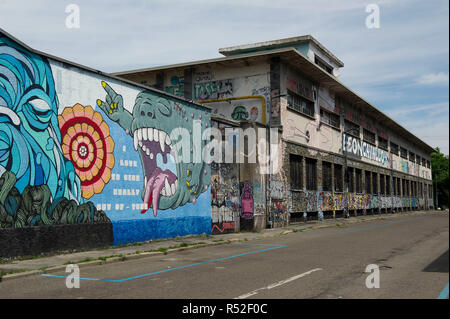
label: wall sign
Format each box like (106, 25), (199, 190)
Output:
(342, 133), (389, 166)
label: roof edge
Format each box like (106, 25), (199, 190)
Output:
(0, 27), (211, 111)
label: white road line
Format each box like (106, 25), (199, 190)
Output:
(234, 268), (323, 299)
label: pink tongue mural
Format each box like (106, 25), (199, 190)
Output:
(142, 167), (175, 216)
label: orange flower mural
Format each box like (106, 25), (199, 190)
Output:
(58, 103), (115, 199)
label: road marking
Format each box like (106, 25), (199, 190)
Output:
(437, 283), (449, 299)
(339, 216), (428, 235)
(235, 268), (323, 299)
(40, 244), (287, 283)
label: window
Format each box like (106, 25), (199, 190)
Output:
(305, 158), (316, 190)
(417, 155), (421, 166)
(287, 92), (314, 117)
(363, 129), (376, 144)
(355, 169), (362, 193)
(390, 142), (399, 155)
(393, 177), (397, 195)
(397, 178), (401, 196)
(400, 147), (408, 159)
(345, 120), (360, 138)
(320, 109), (340, 129)
(409, 152), (415, 163)
(422, 157), (426, 166)
(380, 174), (385, 195)
(334, 164), (343, 192)
(290, 154), (303, 189)
(372, 172), (378, 194)
(419, 183), (423, 197)
(314, 55), (333, 74)
(322, 161), (332, 191)
(402, 179), (406, 196)
(386, 175), (390, 195)
(378, 136), (388, 151)
(365, 171), (371, 193)
(348, 167), (354, 193)
(427, 160), (431, 168)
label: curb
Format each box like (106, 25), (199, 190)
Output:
(0, 210), (434, 282)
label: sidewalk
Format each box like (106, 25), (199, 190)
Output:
(0, 210), (439, 281)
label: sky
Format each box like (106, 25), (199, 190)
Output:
(0, 0), (448, 154)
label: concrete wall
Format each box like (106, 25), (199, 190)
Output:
(0, 35), (212, 257)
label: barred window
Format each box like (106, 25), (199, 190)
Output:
(344, 120), (360, 138)
(400, 147), (408, 159)
(372, 172), (378, 194)
(363, 129), (376, 144)
(305, 158), (316, 190)
(380, 174), (385, 195)
(334, 164), (343, 192)
(365, 171), (371, 193)
(386, 175), (391, 195)
(355, 169), (362, 193)
(390, 142), (399, 155)
(322, 161), (332, 191)
(393, 177), (397, 195)
(290, 154), (303, 189)
(348, 167), (354, 193)
(378, 136), (388, 151)
(320, 109), (340, 129)
(288, 91), (314, 117)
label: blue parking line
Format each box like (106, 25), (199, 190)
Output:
(340, 217), (427, 235)
(40, 244), (287, 283)
(437, 283), (449, 299)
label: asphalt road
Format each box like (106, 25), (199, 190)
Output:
(0, 212), (448, 299)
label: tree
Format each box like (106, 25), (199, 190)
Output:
(431, 147), (449, 209)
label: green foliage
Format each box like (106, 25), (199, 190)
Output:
(431, 148), (449, 208)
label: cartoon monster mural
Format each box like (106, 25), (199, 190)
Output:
(0, 36), (108, 228)
(96, 81), (210, 217)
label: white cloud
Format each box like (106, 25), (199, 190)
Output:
(416, 72), (449, 85)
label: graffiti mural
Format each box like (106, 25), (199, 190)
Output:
(241, 182), (254, 219)
(96, 81), (209, 217)
(0, 33), (212, 248)
(194, 79), (233, 100)
(0, 36), (108, 228)
(211, 162), (239, 235)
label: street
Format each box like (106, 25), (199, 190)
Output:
(0, 211), (448, 299)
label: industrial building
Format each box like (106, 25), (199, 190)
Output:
(115, 35), (435, 233)
(0, 29), (435, 257)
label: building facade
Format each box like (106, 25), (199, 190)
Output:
(0, 30), (435, 257)
(116, 35), (435, 232)
(0, 29), (212, 257)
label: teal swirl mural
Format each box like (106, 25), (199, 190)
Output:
(0, 36), (108, 228)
